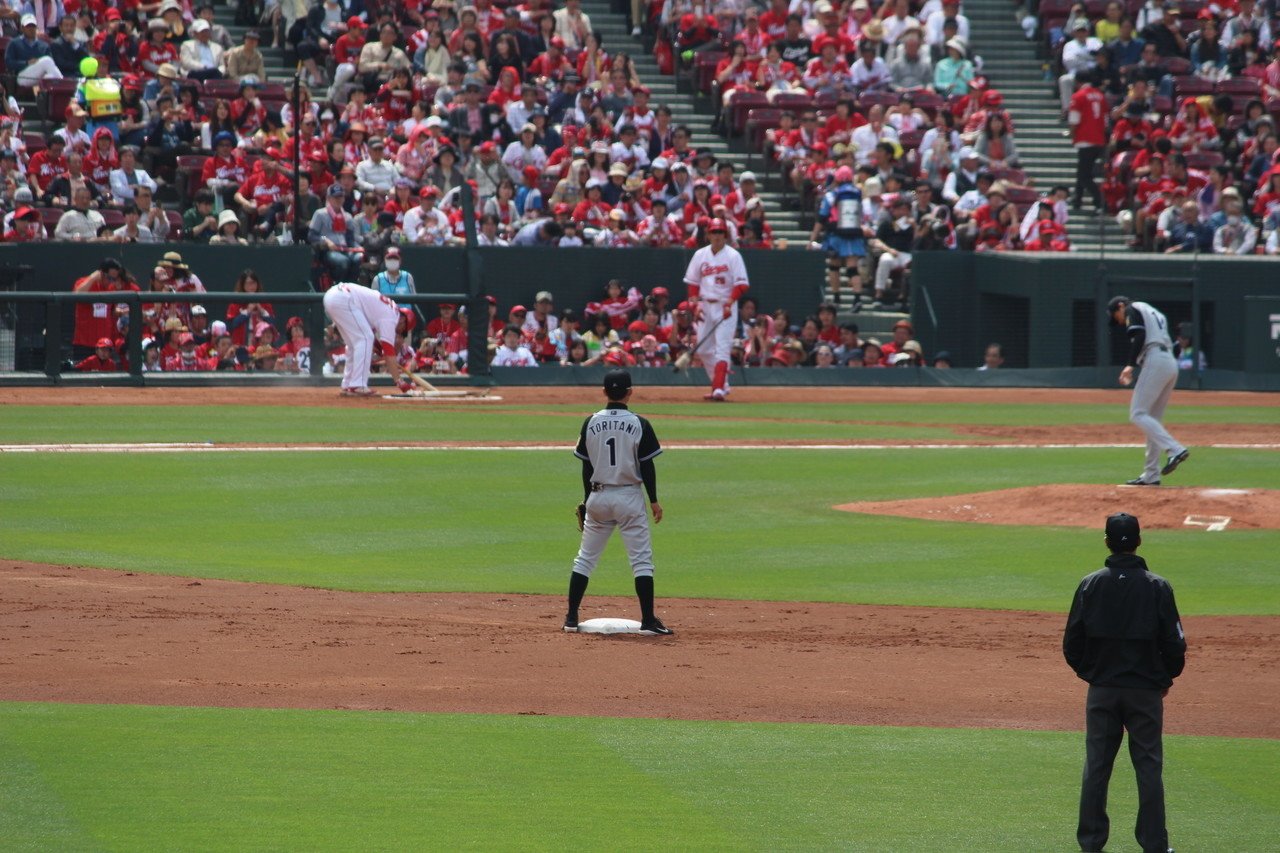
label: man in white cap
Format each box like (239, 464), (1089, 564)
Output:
(179, 19), (226, 81)
(943, 146), (982, 204)
(1059, 20), (1102, 112)
(7, 14), (65, 89)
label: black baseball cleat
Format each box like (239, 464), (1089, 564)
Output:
(562, 614), (578, 633)
(1161, 449), (1190, 477)
(639, 618), (674, 636)
(1123, 477), (1161, 486)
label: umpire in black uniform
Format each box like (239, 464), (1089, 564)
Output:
(1064, 513), (1187, 853)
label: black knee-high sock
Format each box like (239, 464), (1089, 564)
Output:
(567, 571), (589, 617)
(635, 575), (655, 622)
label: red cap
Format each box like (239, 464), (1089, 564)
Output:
(651, 286), (669, 296)
(633, 85), (651, 96)
(286, 315), (305, 330)
(178, 332), (195, 345)
(677, 301), (691, 312)
(522, 165), (541, 180)
(679, 13), (697, 29)
(122, 74), (143, 91)
(550, 35), (566, 49)
(628, 320), (649, 334)
(981, 89), (1003, 107)
(13, 205), (36, 220)
(347, 16), (365, 28)
(707, 217), (728, 234)
(104, 8), (121, 20)
(485, 295), (497, 305)
(510, 304), (527, 314)
(554, 203), (571, 215)
(385, 246), (401, 258)
(419, 185), (440, 198)
(261, 147), (281, 160)
(309, 150), (328, 164)
(96, 337), (113, 348)
(478, 140), (497, 153)
(398, 307), (417, 332)
(439, 302), (457, 310)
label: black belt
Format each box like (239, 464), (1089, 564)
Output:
(590, 482), (636, 491)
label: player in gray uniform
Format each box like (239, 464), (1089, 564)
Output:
(1109, 296), (1190, 486)
(564, 369), (673, 636)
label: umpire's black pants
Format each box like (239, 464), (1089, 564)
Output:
(1073, 145), (1103, 209)
(1078, 684), (1168, 853)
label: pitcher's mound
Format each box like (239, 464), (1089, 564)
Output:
(835, 485), (1280, 531)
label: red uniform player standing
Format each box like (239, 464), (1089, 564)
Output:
(683, 218), (749, 401)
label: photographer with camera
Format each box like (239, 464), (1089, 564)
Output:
(72, 257), (140, 361)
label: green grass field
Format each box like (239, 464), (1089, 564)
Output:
(2, 396), (1277, 850)
(2, 703), (1276, 852)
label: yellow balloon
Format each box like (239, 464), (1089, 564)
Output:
(80, 57), (99, 77)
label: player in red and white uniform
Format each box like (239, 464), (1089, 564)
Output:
(683, 218), (749, 401)
(321, 282), (414, 396)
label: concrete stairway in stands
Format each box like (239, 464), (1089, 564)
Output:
(577, 0), (918, 335)
(965, 0), (1127, 252)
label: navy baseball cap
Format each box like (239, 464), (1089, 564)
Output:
(1107, 295), (1130, 325)
(603, 369), (632, 397)
(1105, 513), (1140, 547)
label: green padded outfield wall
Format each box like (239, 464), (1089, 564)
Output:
(911, 252), (1280, 373)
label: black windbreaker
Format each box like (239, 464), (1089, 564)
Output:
(1063, 553), (1187, 690)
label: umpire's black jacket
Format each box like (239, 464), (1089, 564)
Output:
(1063, 553), (1187, 690)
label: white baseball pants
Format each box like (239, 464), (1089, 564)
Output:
(572, 484), (654, 578)
(323, 285), (374, 390)
(697, 301), (737, 388)
(1130, 349), (1184, 482)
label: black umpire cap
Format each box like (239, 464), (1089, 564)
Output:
(603, 369), (632, 397)
(1105, 512), (1141, 548)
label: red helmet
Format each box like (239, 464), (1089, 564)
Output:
(398, 307), (417, 332)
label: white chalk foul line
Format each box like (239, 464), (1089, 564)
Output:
(2, 442), (1279, 454)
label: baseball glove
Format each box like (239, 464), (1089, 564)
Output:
(576, 502), (587, 532)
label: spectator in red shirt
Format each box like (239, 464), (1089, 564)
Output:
(27, 136), (68, 196)
(72, 258), (141, 359)
(329, 17), (367, 104)
(76, 337), (119, 372)
(1068, 70), (1107, 210)
(233, 147), (292, 237)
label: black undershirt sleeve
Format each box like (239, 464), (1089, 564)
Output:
(1125, 306), (1146, 367)
(640, 458), (657, 503)
(581, 458), (594, 502)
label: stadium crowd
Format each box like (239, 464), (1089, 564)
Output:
(1048, 0), (1280, 253)
(1, 0), (787, 280)
(71, 252), (1009, 372)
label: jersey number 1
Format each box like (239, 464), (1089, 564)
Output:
(604, 437), (617, 467)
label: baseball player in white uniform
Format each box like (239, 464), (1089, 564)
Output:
(322, 282), (415, 396)
(1108, 296), (1190, 486)
(683, 218), (749, 401)
(564, 369), (673, 636)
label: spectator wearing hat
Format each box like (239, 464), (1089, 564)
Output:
(355, 137), (397, 195)
(4, 206), (46, 242)
(179, 19), (225, 81)
(878, 319), (915, 365)
(7, 14), (63, 90)
(943, 146), (982, 204)
(933, 36), (974, 96)
(326, 18), (366, 102)
(465, 139), (507, 205)
(206, 209), (246, 245)
(1061, 21), (1104, 112)
(309, 184), (362, 280)
(403, 186), (452, 245)
(811, 165), (869, 299)
(502, 123), (549, 181)
(234, 147), (291, 237)
(76, 338), (119, 372)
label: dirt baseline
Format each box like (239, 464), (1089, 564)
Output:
(836, 485), (1280, 531)
(1, 563), (1275, 738)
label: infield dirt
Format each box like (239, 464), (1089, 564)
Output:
(1, 562), (1276, 739)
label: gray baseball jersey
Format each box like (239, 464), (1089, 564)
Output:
(1127, 301), (1173, 363)
(574, 406), (662, 486)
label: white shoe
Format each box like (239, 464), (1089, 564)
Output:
(631, 26), (642, 37)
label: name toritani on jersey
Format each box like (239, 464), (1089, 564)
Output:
(575, 407), (662, 486)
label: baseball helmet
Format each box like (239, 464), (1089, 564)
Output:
(398, 307), (417, 332)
